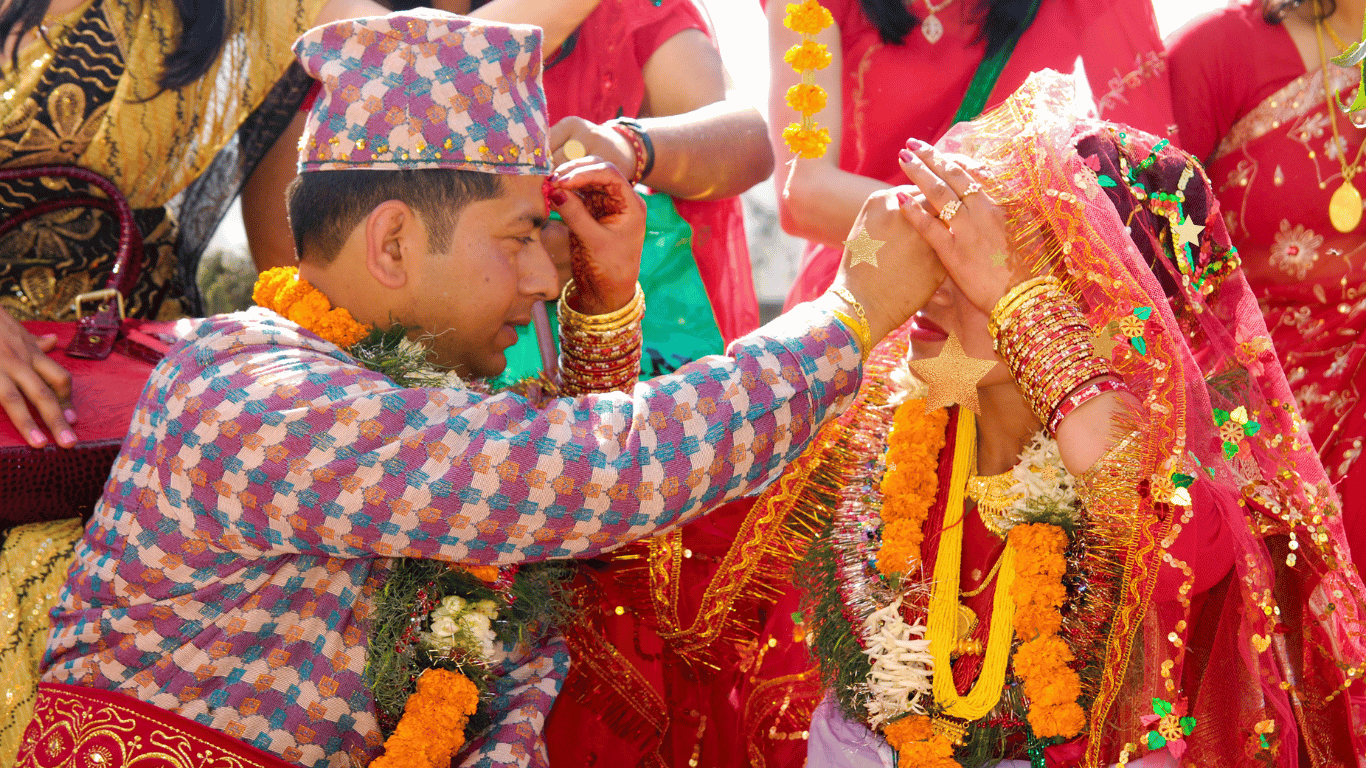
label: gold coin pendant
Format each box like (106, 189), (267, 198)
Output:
(1329, 180), (1362, 233)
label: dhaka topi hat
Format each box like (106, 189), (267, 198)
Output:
(292, 10), (550, 175)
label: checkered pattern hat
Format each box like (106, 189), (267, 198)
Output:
(293, 10), (551, 174)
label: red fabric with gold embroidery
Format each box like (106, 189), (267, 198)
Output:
(1169, 0), (1366, 577)
(15, 683), (294, 768)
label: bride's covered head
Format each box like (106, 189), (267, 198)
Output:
(940, 70), (1366, 762)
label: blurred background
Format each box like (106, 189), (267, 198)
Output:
(200, 0), (1232, 318)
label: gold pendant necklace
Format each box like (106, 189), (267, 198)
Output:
(1316, 6), (1365, 233)
(919, 0), (959, 44)
(966, 468), (1025, 538)
(952, 551), (1004, 658)
(1330, 181), (1363, 233)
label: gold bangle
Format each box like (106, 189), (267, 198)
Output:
(988, 276), (1059, 339)
(828, 286), (872, 358)
(558, 280), (645, 330)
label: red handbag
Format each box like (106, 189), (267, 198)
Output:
(0, 166), (193, 524)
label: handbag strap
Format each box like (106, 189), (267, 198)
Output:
(0, 165), (143, 359)
(949, 0), (1045, 125)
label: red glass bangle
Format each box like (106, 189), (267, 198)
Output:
(1048, 378), (1130, 435)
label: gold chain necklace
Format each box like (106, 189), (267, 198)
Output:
(1322, 11), (1366, 127)
(960, 551), (1005, 599)
(1315, 2), (1366, 232)
(919, 0), (960, 44)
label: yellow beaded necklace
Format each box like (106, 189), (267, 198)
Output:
(926, 409), (1019, 721)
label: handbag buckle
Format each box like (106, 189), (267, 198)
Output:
(72, 289), (125, 320)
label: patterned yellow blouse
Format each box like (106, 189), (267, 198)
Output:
(0, 0), (327, 319)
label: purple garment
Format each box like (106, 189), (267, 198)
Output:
(806, 696), (893, 768)
(41, 303), (862, 768)
(806, 696), (1181, 768)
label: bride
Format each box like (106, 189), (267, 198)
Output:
(772, 73), (1366, 767)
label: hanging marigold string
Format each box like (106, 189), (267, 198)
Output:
(781, 0), (834, 159)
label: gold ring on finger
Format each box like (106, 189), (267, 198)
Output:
(939, 198), (962, 223)
(563, 139), (587, 160)
(962, 182), (983, 198)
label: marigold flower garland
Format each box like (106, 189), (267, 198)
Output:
(781, 0), (834, 159)
(855, 398), (947, 727)
(253, 267), (469, 389)
(861, 398), (1085, 764)
(878, 399), (949, 577)
(369, 668), (479, 768)
(1008, 523), (1086, 739)
(252, 266), (370, 349)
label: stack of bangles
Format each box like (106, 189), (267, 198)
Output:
(558, 280), (646, 395)
(988, 275), (1128, 435)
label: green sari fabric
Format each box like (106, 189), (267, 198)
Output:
(495, 191), (725, 387)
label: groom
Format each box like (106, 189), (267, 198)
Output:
(21, 10), (942, 768)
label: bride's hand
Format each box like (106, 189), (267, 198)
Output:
(896, 138), (1028, 314)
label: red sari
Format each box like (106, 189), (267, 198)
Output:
(1168, 0), (1366, 573)
(782, 0), (1176, 309)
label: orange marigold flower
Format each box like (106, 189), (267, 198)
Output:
(319, 308), (371, 349)
(1014, 548), (1067, 579)
(881, 470), (911, 499)
(1013, 635), (1074, 679)
(877, 518), (923, 577)
(1010, 575), (1066, 612)
(1023, 668), (1081, 707)
(284, 288), (331, 329)
(251, 267), (295, 308)
(1008, 523), (1068, 556)
(882, 714), (933, 748)
(253, 267), (373, 349)
(786, 83), (828, 115)
(783, 0), (834, 35)
(901, 734), (956, 763)
(371, 669), (478, 768)
(783, 124), (832, 160)
(1012, 601), (1063, 639)
(1029, 700), (1087, 738)
(783, 40), (833, 72)
(457, 563), (500, 582)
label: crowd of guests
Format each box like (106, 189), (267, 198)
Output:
(1, 0), (1365, 767)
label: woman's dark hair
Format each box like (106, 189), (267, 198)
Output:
(1, 0), (228, 91)
(858, 0), (1040, 57)
(1262, 0), (1335, 23)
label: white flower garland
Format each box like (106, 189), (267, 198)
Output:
(396, 337), (466, 389)
(861, 596), (934, 727)
(420, 595), (500, 663)
(977, 433), (1079, 536)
